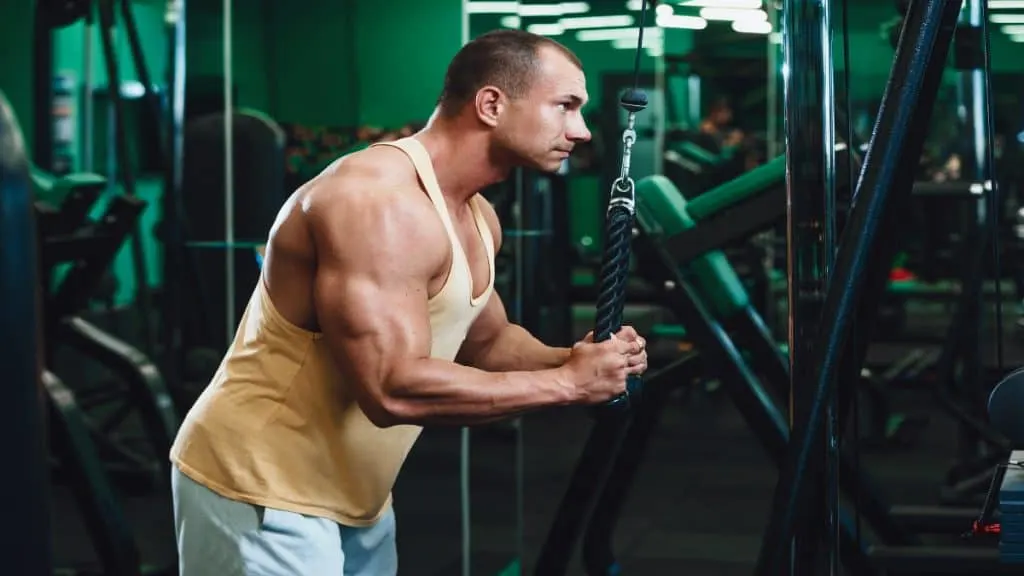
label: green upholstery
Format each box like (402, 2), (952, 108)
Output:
(686, 154), (785, 221)
(30, 165), (105, 205)
(635, 175), (750, 318)
(672, 141), (722, 166)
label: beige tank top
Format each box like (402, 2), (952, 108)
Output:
(169, 137), (496, 526)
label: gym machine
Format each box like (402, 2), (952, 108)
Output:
(34, 168), (179, 575)
(755, 0), (1009, 572)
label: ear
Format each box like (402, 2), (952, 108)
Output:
(474, 86), (506, 128)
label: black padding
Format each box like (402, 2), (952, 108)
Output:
(989, 368), (1024, 448)
(181, 110), (287, 349)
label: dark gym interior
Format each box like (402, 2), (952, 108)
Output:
(3, 0), (1024, 574)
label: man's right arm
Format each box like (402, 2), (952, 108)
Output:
(306, 184), (589, 428)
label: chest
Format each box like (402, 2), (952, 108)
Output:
(449, 213), (491, 300)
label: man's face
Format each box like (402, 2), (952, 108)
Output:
(493, 46), (592, 172)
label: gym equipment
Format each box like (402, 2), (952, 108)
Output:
(600, 174), (1011, 574)
(998, 457), (1024, 564)
(533, 3), (652, 573)
(989, 368), (1024, 448)
(35, 167), (180, 489)
(757, 0), (992, 573)
(0, 89), (52, 576)
(34, 167), (178, 574)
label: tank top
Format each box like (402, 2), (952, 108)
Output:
(169, 136), (496, 526)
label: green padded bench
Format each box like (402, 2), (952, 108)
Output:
(30, 166), (107, 235)
(636, 174), (757, 323)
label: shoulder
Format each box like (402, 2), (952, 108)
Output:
(473, 194), (503, 252)
(301, 151), (447, 267)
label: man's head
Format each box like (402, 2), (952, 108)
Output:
(705, 97), (733, 128)
(437, 30), (592, 172)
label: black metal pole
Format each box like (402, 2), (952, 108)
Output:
(95, 0), (156, 358)
(952, 0), (988, 467)
(0, 90), (53, 576)
(32, 7), (53, 172)
(780, 0), (838, 572)
(754, 0), (964, 573)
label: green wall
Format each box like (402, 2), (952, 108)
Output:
(220, 0), (464, 128)
(0, 0), (35, 151)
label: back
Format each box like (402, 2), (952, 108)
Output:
(169, 138), (497, 526)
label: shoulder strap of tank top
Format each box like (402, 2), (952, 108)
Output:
(469, 195), (496, 263)
(370, 138), (457, 235)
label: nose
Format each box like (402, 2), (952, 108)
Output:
(567, 113), (592, 143)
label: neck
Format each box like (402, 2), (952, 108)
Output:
(414, 109), (511, 206)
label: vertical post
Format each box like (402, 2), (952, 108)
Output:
(781, 0), (837, 572)
(222, 0), (236, 347)
(458, 8), (472, 576)
(33, 6), (54, 171)
(954, 0), (988, 463)
(0, 91), (52, 576)
(83, 9), (95, 172)
(163, 0), (187, 398)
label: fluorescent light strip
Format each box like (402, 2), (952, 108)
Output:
(1002, 24), (1024, 34)
(466, 1), (518, 14)
(700, 7), (768, 20)
(526, 23), (566, 35)
(732, 19), (772, 34)
(519, 2), (590, 17)
(991, 13), (1024, 23)
(1012, 33), (1024, 42)
(611, 37), (664, 56)
(656, 14), (709, 29)
(656, 3), (674, 17)
(681, 0), (762, 7)
(500, 15), (521, 28)
(990, 0), (1024, 8)
(576, 26), (663, 41)
(560, 15), (635, 29)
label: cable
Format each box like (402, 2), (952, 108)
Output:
(978, 0), (1004, 372)
(630, 0), (648, 92)
(593, 0), (649, 412)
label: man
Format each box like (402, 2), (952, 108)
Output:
(170, 29), (648, 575)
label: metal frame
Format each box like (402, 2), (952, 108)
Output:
(755, 0), (968, 573)
(532, 352), (704, 575)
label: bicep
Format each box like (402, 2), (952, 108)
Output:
(307, 187), (439, 412)
(313, 262), (432, 398)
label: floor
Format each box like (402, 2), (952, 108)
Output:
(46, 307), (1021, 576)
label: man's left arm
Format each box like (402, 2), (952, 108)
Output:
(458, 197), (570, 371)
(457, 292), (571, 372)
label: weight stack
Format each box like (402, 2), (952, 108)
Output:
(999, 450), (1024, 563)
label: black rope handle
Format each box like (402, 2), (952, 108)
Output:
(595, 77), (647, 412)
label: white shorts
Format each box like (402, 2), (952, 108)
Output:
(171, 465), (398, 575)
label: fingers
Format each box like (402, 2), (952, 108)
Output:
(616, 325), (639, 341)
(626, 351), (648, 375)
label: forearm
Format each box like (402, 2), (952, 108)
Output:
(381, 357), (576, 426)
(469, 324), (571, 372)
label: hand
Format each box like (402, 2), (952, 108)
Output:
(565, 329), (648, 405)
(580, 326), (648, 377)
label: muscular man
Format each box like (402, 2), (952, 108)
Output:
(170, 30), (648, 575)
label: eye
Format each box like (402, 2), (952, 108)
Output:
(557, 102), (570, 112)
